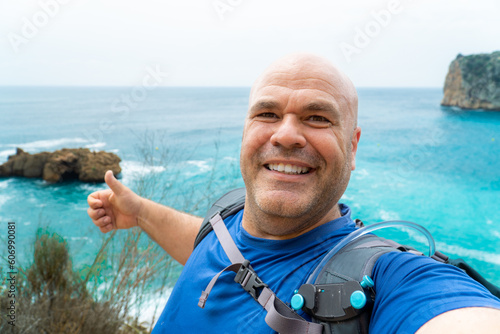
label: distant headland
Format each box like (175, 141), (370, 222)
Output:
(0, 148), (121, 183)
(441, 51), (500, 110)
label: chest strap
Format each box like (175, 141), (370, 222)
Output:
(198, 213), (324, 334)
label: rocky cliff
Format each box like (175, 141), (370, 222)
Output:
(0, 148), (121, 183)
(441, 51), (500, 110)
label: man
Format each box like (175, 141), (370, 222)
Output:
(87, 54), (500, 333)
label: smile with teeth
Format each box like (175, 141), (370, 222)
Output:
(266, 163), (311, 175)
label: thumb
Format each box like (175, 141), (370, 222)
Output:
(105, 170), (125, 195)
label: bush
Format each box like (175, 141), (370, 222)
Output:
(0, 229), (126, 334)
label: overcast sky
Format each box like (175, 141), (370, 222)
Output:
(0, 0), (498, 87)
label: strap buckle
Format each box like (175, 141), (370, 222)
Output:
(234, 259), (268, 300)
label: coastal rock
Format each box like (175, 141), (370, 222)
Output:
(441, 51), (500, 110)
(0, 148), (121, 183)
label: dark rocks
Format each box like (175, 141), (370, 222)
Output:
(0, 148), (121, 183)
(441, 51), (500, 110)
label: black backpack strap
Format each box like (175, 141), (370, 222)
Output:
(193, 188), (246, 249)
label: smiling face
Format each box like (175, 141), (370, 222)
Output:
(240, 54), (361, 239)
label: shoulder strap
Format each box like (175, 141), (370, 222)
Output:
(314, 234), (402, 285)
(199, 213), (324, 334)
(306, 234), (401, 334)
(193, 188), (246, 249)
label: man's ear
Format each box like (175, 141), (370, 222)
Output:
(351, 126), (361, 171)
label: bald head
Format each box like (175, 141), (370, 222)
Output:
(249, 53), (358, 128)
(240, 53), (362, 239)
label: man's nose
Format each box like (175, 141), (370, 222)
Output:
(270, 115), (306, 148)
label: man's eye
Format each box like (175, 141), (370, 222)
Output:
(308, 115), (330, 123)
(258, 112), (278, 119)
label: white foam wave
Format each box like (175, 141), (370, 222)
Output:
(0, 179), (14, 190)
(79, 183), (106, 193)
(72, 205), (90, 211)
(5, 138), (89, 152)
(379, 212), (500, 267)
(187, 160), (212, 173)
(354, 168), (369, 180)
(85, 142), (106, 149)
(436, 242), (500, 266)
(89, 283), (171, 328)
(378, 209), (401, 221)
(70, 236), (92, 242)
(0, 194), (10, 208)
(121, 161), (167, 176)
(379, 225), (500, 266)
(341, 194), (354, 201)
(118, 160), (167, 185)
(132, 288), (172, 328)
(0, 149), (16, 161)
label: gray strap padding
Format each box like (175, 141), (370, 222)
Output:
(209, 213), (245, 264)
(352, 238), (423, 256)
(200, 213), (323, 334)
(194, 188), (246, 249)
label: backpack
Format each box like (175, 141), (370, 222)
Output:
(194, 188), (500, 334)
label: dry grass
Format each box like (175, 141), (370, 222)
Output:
(0, 226), (172, 334)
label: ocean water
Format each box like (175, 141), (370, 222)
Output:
(1, 86), (499, 286)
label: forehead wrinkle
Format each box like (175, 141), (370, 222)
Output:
(252, 82), (342, 114)
(253, 76), (354, 110)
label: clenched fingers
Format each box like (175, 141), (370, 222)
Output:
(99, 224), (114, 233)
(93, 214), (112, 228)
(87, 189), (112, 209)
(87, 206), (112, 226)
(87, 207), (105, 220)
(88, 208), (114, 233)
(87, 193), (103, 209)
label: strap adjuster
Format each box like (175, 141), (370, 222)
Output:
(234, 259), (268, 300)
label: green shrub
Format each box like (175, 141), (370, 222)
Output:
(0, 229), (126, 334)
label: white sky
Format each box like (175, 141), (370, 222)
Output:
(0, 0), (498, 87)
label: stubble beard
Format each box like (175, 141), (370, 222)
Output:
(242, 149), (352, 237)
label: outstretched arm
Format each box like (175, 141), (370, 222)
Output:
(87, 170), (202, 265)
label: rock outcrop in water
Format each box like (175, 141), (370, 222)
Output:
(441, 51), (500, 110)
(0, 148), (121, 183)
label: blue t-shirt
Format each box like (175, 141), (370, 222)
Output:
(153, 206), (500, 333)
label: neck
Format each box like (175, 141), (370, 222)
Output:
(242, 203), (342, 240)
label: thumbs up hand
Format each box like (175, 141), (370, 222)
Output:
(87, 170), (143, 233)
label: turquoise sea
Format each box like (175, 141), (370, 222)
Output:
(1, 87), (499, 286)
